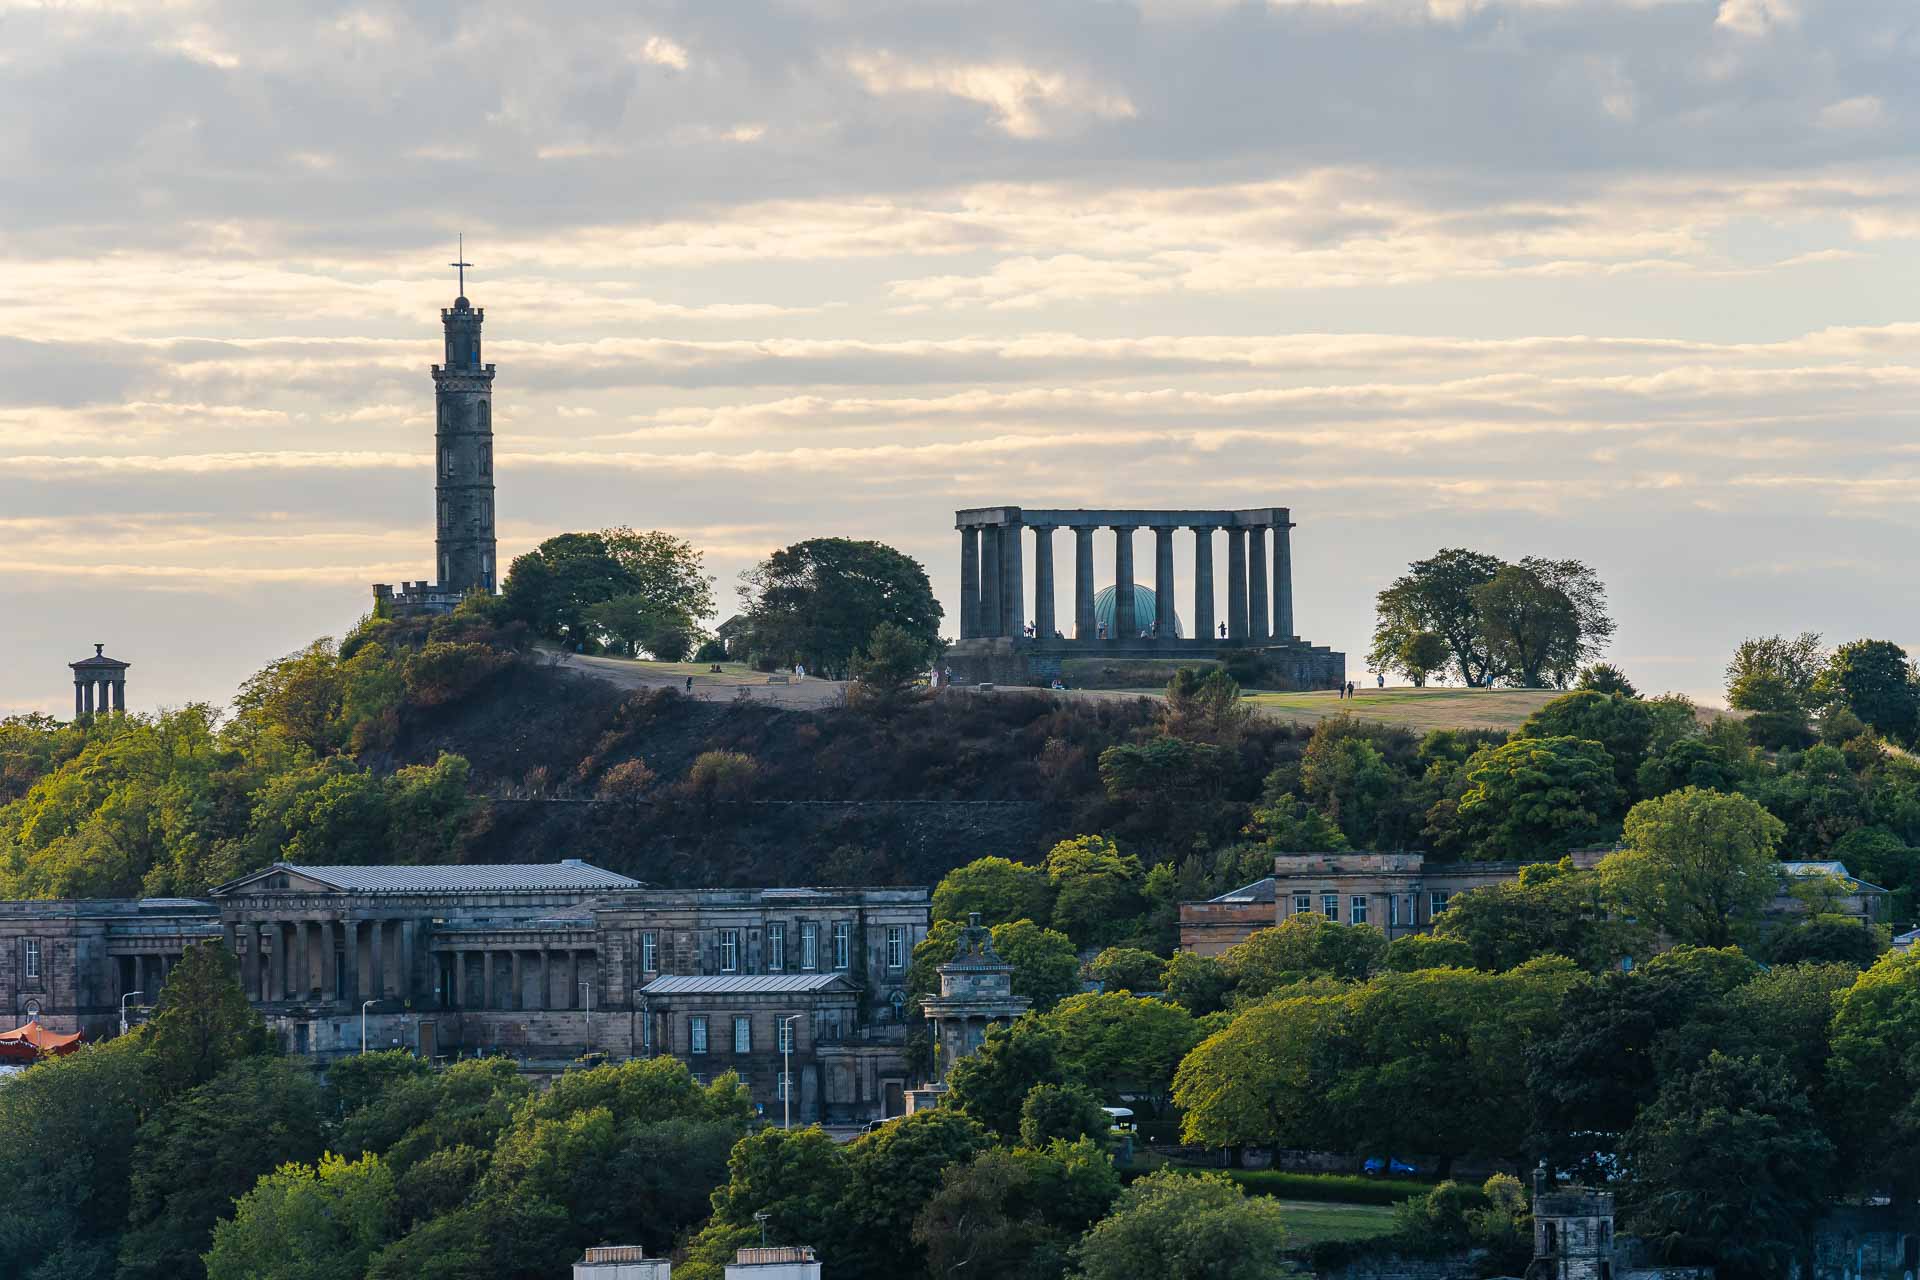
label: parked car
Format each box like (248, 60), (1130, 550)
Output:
(1363, 1156), (1421, 1176)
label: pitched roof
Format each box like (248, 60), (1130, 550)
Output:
(639, 973), (854, 996)
(213, 860), (642, 896)
(1209, 877), (1276, 904)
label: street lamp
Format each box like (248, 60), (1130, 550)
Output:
(361, 999), (377, 1053)
(779, 1014), (802, 1130)
(119, 991), (144, 1037)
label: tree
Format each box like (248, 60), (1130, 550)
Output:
(1576, 663), (1638, 697)
(119, 1057), (328, 1280)
(1369, 549), (1506, 687)
(1044, 836), (1145, 949)
(1453, 736), (1623, 860)
(1160, 668), (1252, 745)
(681, 1126), (852, 1280)
(1473, 558), (1613, 688)
(991, 919), (1082, 1010)
(1222, 914), (1387, 997)
(504, 529), (713, 654)
(143, 940), (274, 1094)
(1393, 630), (1451, 687)
(1018, 1083), (1110, 1147)
(1384, 933), (1473, 972)
(1085, 946), (1165, 993)
(0, 1033), (153, 1280)
(1826, 950), (1920, 1200)
(206, 1152), (398, 1280)
(1072, 1169), (1290, 1280)
(1160, 951), (1233, 1015)
(932, 858), (1055, 928)
(946, 1019), (1065, 1141)
(1175, 990), (1350, 1148)
(848, 621), (933, 715)
(832, 1109), (991, 1280)
(1819, 639), (1920, 744)
(1044, 992), (1200, 1099)
(1618, 1053), (1834, 1280)
(1515, 691), (1654, 792)
(911, 1139), (1118, 1280)
(1431, 859), (1635, 972)
(737, 537), (941, 678)
(1600, 788), (1784, 948)
(1726, 632), (1827, 715)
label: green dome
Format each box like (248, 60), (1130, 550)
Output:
(1093, 585), (1181, 638)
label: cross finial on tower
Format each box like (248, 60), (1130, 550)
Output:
(450, 233), (472, 297)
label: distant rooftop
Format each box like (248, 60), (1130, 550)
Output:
(1209, 877), (1276, 904)
(640, 974), (853, 996)
(214, 860), (642, 896)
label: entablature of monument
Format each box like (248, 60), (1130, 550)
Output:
(955, 505), (1294, 529)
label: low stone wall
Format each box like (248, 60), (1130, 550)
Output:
(1318, 1252), (1476, 1280)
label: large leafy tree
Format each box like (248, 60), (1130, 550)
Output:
(1072, 1169), (1290, 1280)
(1369, 549), (1506, 687)
(832, 1109), (992, 1280)
(946, 1019), (1067, 1141)
(1618, 1053), (1835, 1280)
(1516, 691), (1655, 793)
(503, 528), (713, 655)
(1819, 639), (1920, 744)
(1453, 736), (1624, 859)
(1043, 835), (1146, 948)
(205, 1152), (398, 1280)
(1432, 859), (1635, 972)
(1043, 992), (1200, 1099)
(119, 1057), (328, 1280)
(911, 1138), (1119, 1280)
(681, 1126), (853, 1280)
(143, 940), (274, 1094)
(930, 856), (1054, 927)
(737, 537), (941, 677)
(1826, 950), (1920, 1199)
(1174, 990), (1349, 1148)
(1221, 914), (1387, 997)
(1599, 788), (1784, 949)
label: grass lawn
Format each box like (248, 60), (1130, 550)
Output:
(1241, 686), (1563, 733)
(1269, 1199), (1400, 1247)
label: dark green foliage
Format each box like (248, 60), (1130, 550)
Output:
(1086, 945), (1166, 992)
(1827, 951), (1920, 1200)
(1454, 736), (1623, 859)
(1073, 1168), (1290, 1280)
(947, 1019), (1066, 1141)
(1619, 1053), (1835, 1280)
(911, 1139), (1120, 1280)
(119, 1057), (327, 1280)
(738, 537), (941, 678)
(1160, 951), (1233, 1014)
(847, 620), (934, 716)
(1576, 664), (1638, 697)
(1516, 690), (1653, 792)
(502, 528), (714, 655)
(1019, 1083), (1110, 1146)
(1764, 917), (1885, 968)
(142, 941), (274, 1095)
(1383, 933), (1473, 972)
(1431, 859), (1633, 972)
(930, 856), (1054, 927)
(1821, 639), (1920, 744)
(1098, 737), (1232, 802)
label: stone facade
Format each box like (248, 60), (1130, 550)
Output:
(1180, 851), (1889, 956)
(944, 505), (1344, 689)
(0, 862), (929, 1123)
(906, 912), (1030, 1114)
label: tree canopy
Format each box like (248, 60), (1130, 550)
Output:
(736, 537), (941, 677)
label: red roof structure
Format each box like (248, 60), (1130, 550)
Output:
(0, 1020), (84, 1062)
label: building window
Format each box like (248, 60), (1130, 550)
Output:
(479, 401), (490, 429)
(1293, 892), (1311, 916)
(834, 922), (851, 970)
(1430, 891), (1451, 919)
(1388, 896), (1400, 928)
(720, 930), (740, 973)
(23, 939), (40, 980)
(440, 447), (453, 477)
(778, 1019), (794, 1053)
(481, 441), (492, 475)
(768, 923), (785, 971)
(885, 926), (904, 969)
(1321, 892), (1339, 918)
(734, 1016), (751, 1054)
(776, 1071), (792, 1101)
(801, 924), (818, 970)
(890, 991), (907, 1022)
(641, 931), (657, 973)
(689, 1016), (708, 1055)
(1350, 896), (1369, 926)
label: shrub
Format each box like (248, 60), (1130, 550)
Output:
(693, 639), (728, 664)
(401, 642), (511, 708)
(685, 751), (758, 801)
(1019, 1083), (1109, 1147)
(1087, 947), (1167, 993)
(597, 759), (657, 802)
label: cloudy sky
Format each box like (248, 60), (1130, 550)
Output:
(3, 0), (1916, 714)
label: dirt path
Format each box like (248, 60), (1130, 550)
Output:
(544, 649), (852, 709)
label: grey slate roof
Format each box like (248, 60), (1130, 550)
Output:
(1210, 876), (1276, 904)
(639, 974), (853, 996)
(267, 861), (641, 894)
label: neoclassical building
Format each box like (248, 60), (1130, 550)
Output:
(1, 861), (929, 1123)
(945, 504), (1344, 687)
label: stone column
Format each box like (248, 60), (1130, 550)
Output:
(1248, 525), (1269, 642)
(958, 527), (980, 640)
(538, 949), (551, 1010)
(267, 924), (283, 1000)
(82, 681), (94, 715)
(1226, 528), (1249, 639)
(73, 681), (84, 720)
(511, 952), (524, 1011)
(978, 522), (1002, 639)
(1113, 527), (1137, 638)
(1000, 523), (1025, 638)
(1273, 513), (1295, 638)
(1153, 527), (1177, 639)
(113, 680), (125, 712)
(399, 921), (417, 1004)
(369, 919), (385, 1001)
(1031, 525), (1056, 640)
(482, 950), (496, 1010)
(1192, 527), (1216, 643)
(450, 951), (464, 1008)
(569, 951), (581, 1010)
(1073, 527), (1097, 638)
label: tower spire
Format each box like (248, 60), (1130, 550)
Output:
(450, 233), (472, 298)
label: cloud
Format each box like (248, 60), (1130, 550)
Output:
(845, 52), (1136, 139)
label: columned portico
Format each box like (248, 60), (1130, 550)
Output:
(947, 505), (1342, 689)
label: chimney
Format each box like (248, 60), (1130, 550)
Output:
(726, 1246), (821, 1280)
(575, 1245), (671, 1280)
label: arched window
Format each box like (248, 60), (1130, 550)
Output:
(481, 442), (492, 476)
(478, 400), (490, 428)
(889, 990), (907, 1022)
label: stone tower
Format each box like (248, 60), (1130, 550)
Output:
(432, 287), (497, 594)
